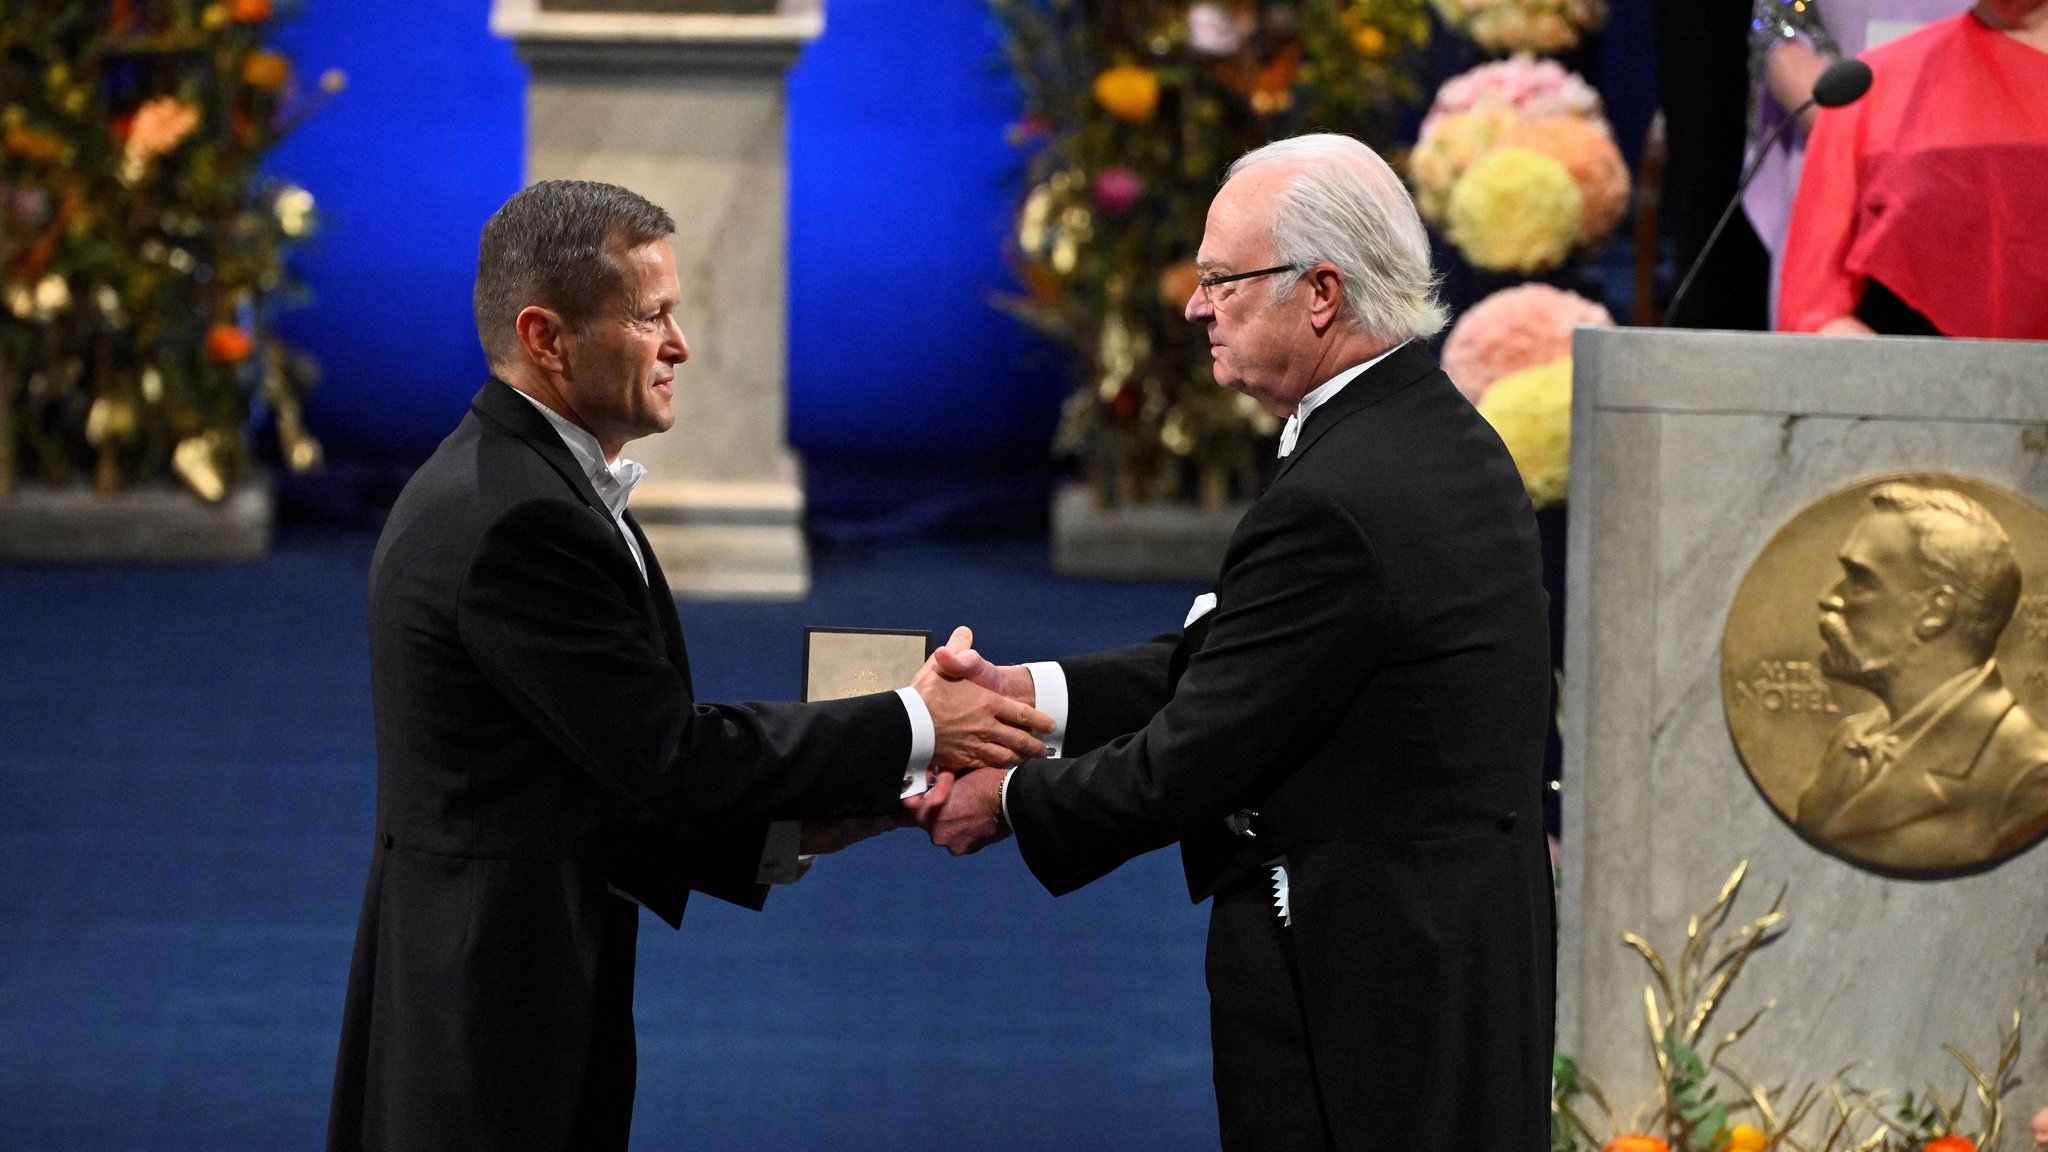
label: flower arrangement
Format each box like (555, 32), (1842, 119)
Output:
(1501, 115), (1628, 245)
(1422, 53), (1604, 126)
(0, 0), (340, 502)
(1408, 55), (1627, 269)
(1475, 355), (1570, 507)
(1553, 863), (2025, 1152)
(1447, 146), (1582, 272)
(993, 0), (1432, 509)
(1442, 282), (1610, 401)
(1429, 0), (1609, 55)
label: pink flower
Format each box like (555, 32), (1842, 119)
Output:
(1422, 54), (1604, 137)
(1091, 167), (1144, 217)
(1442, 283), (1612, 402)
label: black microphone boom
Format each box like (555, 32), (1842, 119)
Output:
(1662, 56), (1874, 327)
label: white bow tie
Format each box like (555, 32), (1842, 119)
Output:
(1278, 413), (1302, 458)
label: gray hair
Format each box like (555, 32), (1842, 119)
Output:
(473, 180), (676, 370)
(1226, 133), (1447, 345)
(1869, 482), (2022, 657)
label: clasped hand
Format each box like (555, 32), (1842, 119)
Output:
(905, 628), (1037, 857)
(802, 627), (1042, 858)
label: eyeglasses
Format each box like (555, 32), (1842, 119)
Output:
(1196, 264), (1301, 306)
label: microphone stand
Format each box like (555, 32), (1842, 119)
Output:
(1661, 96), (1815, 327)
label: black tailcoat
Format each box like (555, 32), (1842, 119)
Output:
(1005, 342), (1556, 1150)
(327, 380), (911, 1152)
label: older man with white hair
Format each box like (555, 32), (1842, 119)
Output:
(914, 133), (1556, 1150)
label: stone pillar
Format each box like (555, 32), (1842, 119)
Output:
(492, 0), (819, 598)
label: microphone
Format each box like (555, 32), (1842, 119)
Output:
(1662, 56), (1874, 327)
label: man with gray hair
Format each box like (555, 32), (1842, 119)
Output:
(1799, 482), (2048, 872)
(913, 134), (1555, 1149)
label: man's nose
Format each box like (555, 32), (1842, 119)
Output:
(665, 316), (689, 363)
(1185, 286), (1211, 323)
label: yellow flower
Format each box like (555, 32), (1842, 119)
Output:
(1446, 146), (1581, 273)
(241, 50), (290, 92)
(1352, 23), (1387, 54)
(1502, 115), (1631, 245)
(1726, 1125), (1767, 1152)
(1476, 357), (1572, 508)
(1093, 64), (1161, 124)
(1408, 107), (1520, 225)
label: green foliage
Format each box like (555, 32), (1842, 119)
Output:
(990, 0), (1430, 508)
(0, 0), (336, 498)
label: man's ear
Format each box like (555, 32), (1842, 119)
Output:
(514, 305), (569, 374)
(1915, 585), (1958, 641)
(1303, 263), (1346, 334)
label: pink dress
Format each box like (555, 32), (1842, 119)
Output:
(1778, 13), (2048, 338)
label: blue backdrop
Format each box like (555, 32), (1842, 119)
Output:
(267, 0), (1063, 468)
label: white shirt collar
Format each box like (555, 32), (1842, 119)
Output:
(1277, 342), (1403, 458)
(508, 387), (647, 519)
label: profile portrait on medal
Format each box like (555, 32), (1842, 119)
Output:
(1722, 474), (2048, 877)
(1796, 483), (2048, 870)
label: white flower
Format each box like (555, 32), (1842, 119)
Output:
(1187, 2), (1246, 56)
(33, 273), (70, 317)
(275, 186), (315, 237)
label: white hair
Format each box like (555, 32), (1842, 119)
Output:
(1226, 133), (1448, 345)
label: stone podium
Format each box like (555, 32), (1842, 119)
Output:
(1559, 328), (2048, 1120)
(492, 0), (820, 598)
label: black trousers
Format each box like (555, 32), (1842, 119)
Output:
(1207, 867), (1333, 1152)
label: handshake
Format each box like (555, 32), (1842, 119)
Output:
(803, 627), (1042, 860)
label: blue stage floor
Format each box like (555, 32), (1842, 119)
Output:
(0, 526), (1216, 1151)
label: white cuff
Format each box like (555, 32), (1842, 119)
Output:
(755, 820), (810, 885)
(1022, 661), (1067, 759)
(894, 685), (934, 796)
(999, 766), (1016, 830)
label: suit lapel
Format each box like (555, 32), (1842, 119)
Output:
(471, 379), (613, 515)
(1273, 340), (1438, 482)
(472, 378), (663, 596)
(625, 511), (693, 697)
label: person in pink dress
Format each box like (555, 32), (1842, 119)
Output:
(1743, 0), (1968, 321)
(1777, 0), (2048, 337)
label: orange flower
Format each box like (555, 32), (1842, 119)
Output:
(1352, 23), (1388, 54)
(1603, 1138), (1669, 1152)
(230, 0), (273, 21)
(1727, 1124), (1767, 1152)
(1092, 64), (1160, 123)
(125, 97), (200, 160)
(1925, 1138), (1977, 1152)
(240, 50), (290, 91)
(4, 125), (66, 163)
(205, 325), (255, 364)
(1157, 260), (1202, 309)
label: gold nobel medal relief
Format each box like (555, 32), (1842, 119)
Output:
(802, 627), (930, 703)
(1722, 473), (2048, 878)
